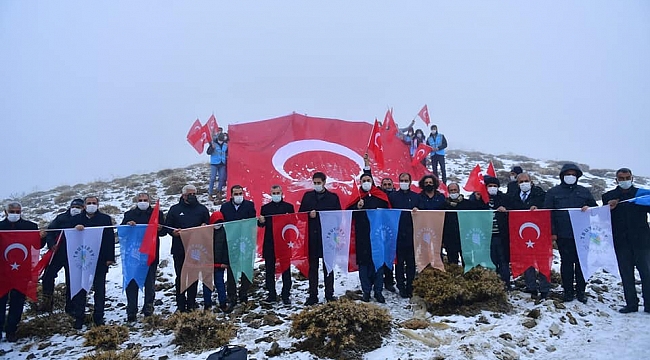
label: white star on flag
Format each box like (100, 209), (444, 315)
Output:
(10, 262), (20, 270)
(288, 241), (295, 248)
(526, 240), (535, 248)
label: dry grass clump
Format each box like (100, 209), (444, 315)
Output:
(101, 204), (121, 215)
(165, 310), (236, 354)
(84, 325), (130, 350)
(290, 299), (392, 360)
(16, 312), (75, 340)
(79, 347), (141, 360)
(412, 265), (510, 316)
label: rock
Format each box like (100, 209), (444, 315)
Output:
(566, 312), (578, 325)
(526, 309), (541, 319)
(476, 315), (489, 324)
(159, 259), (169, 268)
(549, 323), (561, 336)
(499, 333), (513, 341)
(399, 329), (441, 348)
(546, 345), (557, 352)
(553, 301), (566, 310)
(598, 294), (604, 303)
(502, 348), (520, 360)
(158, 356), (169, 360)
(401, 318), (430, 330)
(26, 354), (36, 360)
(154, 299), (163, 306)
(497, 338), (516, 349)
(591, 279), (603, 284)
(262, 314), (284, 326)
(344, 290), (362, 301)
(590, 285), (605, 294)
(255, 336), (274, 344)
(560, 316), (566, 323)
(37, 342), (51, 350)
(430, 322), (450, 330)
(248, 319), (263, 329)
(242, 312), (264, 323)
(522, 319), (537, 329)
(265, 342), (283, 357)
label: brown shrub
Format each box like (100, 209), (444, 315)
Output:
(165, 310), (236, 354)
(79, 347), (141, 360)
(84, 325), (130, 350)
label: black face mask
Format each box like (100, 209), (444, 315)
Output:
(424, 185), (435, 193)
(186, 194), (198, 206)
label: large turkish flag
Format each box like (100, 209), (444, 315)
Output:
(0, 231), (41, 301)
(508, 210), (553, 279)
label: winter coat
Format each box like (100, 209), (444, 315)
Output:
(165, 198), (210, 255)
(0, 218), (42, 248)
(389, 189), (421, 249)
(45, 210), (76, 260)
(442, 195), (481, 249)
(510, 185), (546, 210)
(71, 211), (116, 263)
(121, 207), (166, 264)
(213, 226), (229, 266)
(298, 189), (342, 258)
(207, 141), (227, 165)
(418, 192), (446, 210)
(220, 199), (256, 222)
(472, 192), (512, 239)
(348, 191), (389, 266)
(258, 200), (295, 259)
(426, 133), (448, 156)
(602, 186), (650, 250)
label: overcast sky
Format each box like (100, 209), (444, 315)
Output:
(1, 1), (649, 199)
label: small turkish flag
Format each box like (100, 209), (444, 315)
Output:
(140, 200), (160, 266)
(411, 143), (433, 167)
(368, 119), (385, 168)
(383, 109), (398, 136)
(187, 119), (209, 154)
(486, 161), (497, 177)
(272, 213), (309, 277)
(508, 210), (553, 280)
(464, 164), (489, 203)
(205, 114), (219, 136)
(418, 104), (431, 126)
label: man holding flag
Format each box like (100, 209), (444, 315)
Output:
(121, 193), (165, 321)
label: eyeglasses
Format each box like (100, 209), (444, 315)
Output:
(86, 202), (98, 205)
(7, 210), (21, 214)
(233, 192), (244, 196)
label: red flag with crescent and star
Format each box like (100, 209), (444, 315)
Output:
(187, 118), (210, 154)
(140, 200), (160, 266)
(368, 119), (385, 168)
(508, 210), (553, 279)
(418, 104), (431, 126)
(464, 164), (489, 204)
(486, 161), (497, 177)
(205, 114), (219, 136)
(0, 231), (41, 300)
(411, 143), (433, 167)
(383, 109), (398, 138)
(272, 213), (309, 277)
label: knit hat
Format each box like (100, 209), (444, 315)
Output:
(484, 176), (500, 187)
(70, 198), (84, 207)
(511, 166), (523, 175)
(209, 211), (225, 224)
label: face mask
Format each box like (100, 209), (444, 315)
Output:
(519, 182), (532, 193)
(186, 194), (198, 206)
(70, 208), (82, 216)
(487, 187), (499, 196)
(399, 182), (410, 191)
(361, 182), (372, 192)
(424, 184), (435, 193)
(137, 201), (150, 210)
(417, 134), (423, 139)
(85, 204), (98, 214)
(271, 194), (282, 203)
(314, 184), (324, 193)
(217, 140), (224, 144)
(510, 176), (517, 182)
(449, 193), (460, 200)
(214, 223), (223, 229)
(563, 175), (577, 185)
(233, 195), (244, 205)
(618, 180), (633, 190)
(7, 213), (20, 222)
(384, 188), (393, 193)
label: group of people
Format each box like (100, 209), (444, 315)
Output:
(399, 122), (449, 183)
(1, 161), (649, 343)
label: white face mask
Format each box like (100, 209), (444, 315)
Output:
(361, 182), (372, 192)
(487, 187), (499, 196)
(399, 182), (410, 191)
(70, 208), (82, 216)
(85, 204), (98, 214)
(618, 180), (633, 190)
(137, 201), (150, 210)
(314, 184), (324, 192)
(449, 193), (460, 200)
(519, 182), (532, 193)
(271, 194), (282, 203)
(510, 176), (517, 182)
(563, 175), (577, 185)
(7, 213), (20, 222)
(233, 195), (244, 205)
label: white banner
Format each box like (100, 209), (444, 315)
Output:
(319, 211), (352, 275)
(569, 206), (619, 280)
(65, 228), (103, 298)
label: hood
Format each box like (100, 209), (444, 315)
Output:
(559, 163), (583, 178)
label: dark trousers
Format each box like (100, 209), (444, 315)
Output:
(173, 252), (197, 311)
(265, 253), (292, 300)
(383, 265), (395, 288)
(308, 257), (334, 299)
(72, 264), (107, 323)
(0, 290), (26, 334)
(203, 268), (227, 307)
(444, 238), (464, 266)
(126, 262), (157, 316)
(524, 267), (550, 293)
(396, 246), (416, 294)
(490, 236), (510, 285)
(557, 237), (586, 294)
(359, 264), (385, 296)
(432, 154), (447, 183)
(615, 244), (650, 308)
(226, 268), (251, 303)
(41, 250), (72, 312)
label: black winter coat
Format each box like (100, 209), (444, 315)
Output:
(348, 192), (389, 266)
(72, 211), (116, 263)
(298, 189), (342, 258)
(213, 226), (229, 265)
(418, 192), (446, 210)
(45, 211), (76, 262)
(0, 218), (41, 248)
(472, 192), (512, 239)
(443, 196), (481, 249)
(544, 183), (597, 238)
(602, 186), (650, 250)
(121, 207), (166, 264)
(165, 199), (210, 255)
(510, 185), (546, 210)
(258, 201), (295, 259)
(389, 190), (421, 249)
(220, 199), (256, 222)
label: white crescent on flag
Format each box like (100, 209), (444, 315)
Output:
(374, 132), (381, 148)
(281, 224), (300, 240)
(518, 222), (541, 239)
(4, 243), (28, 261)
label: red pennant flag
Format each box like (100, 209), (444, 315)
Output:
(464, 164), (489, 204)
(508, 210), (553, 280)
(33, 232), (62, 277)
(418, 104), (431, 126)
(368, 119), (385, 168)
(411, 143), (433, 167)
(140, 200), (160, 266)
(271, 213), (309, 277)
(438, 181), (449, 198)
(187, 119), (209, 154)
(0, 231), (41, 301)
(383, 109), (398, 136)
(486, 161), (497, 177)
(206, 114), (219, 136)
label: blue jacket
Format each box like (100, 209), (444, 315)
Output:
(207, 142), (227, 165)
(426, 133), (447, 156)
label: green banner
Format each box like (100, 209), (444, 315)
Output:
(457, 211), (495, 272)
(223, 218), (258, 283)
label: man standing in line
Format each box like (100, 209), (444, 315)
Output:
(544, 164), (597, 303)
(258, 185), (295, 305)
(426, 125), (448, 183)
(207, 132), (228, 202)
(298, 172), (342, 305)
(165, 185), (210, 312)
(602, 168), (650, 313)
(506, 166), (524, 196)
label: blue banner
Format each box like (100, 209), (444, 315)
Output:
(366, 209), (401, 271)
(117, 225), (150, 290)
(631, 188), (650, 206)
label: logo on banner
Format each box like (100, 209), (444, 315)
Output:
(188, 243), (208, 263)
(578, 225), (612, 254)
(73, 244), (97, 271)
(519, 222), (541, 248)
(4, 243), (28, 271)
(238, 237), (250, 255)
(373, 224), (394, 241)
(416, 228), (436, 244)
(325, 227), (347, 251)
(466, 228), (486, 246)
